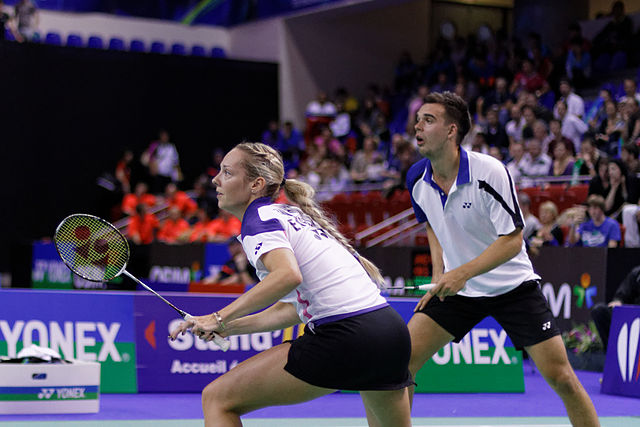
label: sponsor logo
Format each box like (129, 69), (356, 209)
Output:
(166, 319), (279, 352)
(38, 387), (87, 400)
(573, 273), (597, 309)
(254, 242), (263, 255)
(170, 359), (236, 374)
(462, 202), (472, 208)
(542, 321), (551, 331)
(616, 318), (640, 383)
(432, 328), (514, 365)
(0, 320), (122, 362)
(542, 282), (572, 319)
(32, 259), (71, 284)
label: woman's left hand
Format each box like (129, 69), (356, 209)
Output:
(169, 313), (224, 341)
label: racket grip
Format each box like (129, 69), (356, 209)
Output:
(184, 313), (231, 352)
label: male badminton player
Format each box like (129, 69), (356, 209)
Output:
(170, 142), (413, 426)
(406, 91), (599, 426)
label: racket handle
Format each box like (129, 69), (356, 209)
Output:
(184, 313), (231, 352)
(405, 284), (436, 291)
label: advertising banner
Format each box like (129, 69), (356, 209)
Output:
(145, 243), (206, 292)
(601, 306), (640, 398)
(134, 293), (301, 392)
(390, 298), (524, 393)
(0, 290), (137, 393)
(531, 247), (607, 332)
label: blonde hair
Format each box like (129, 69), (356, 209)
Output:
(234, 142), (385, 287)
(539, 200), (559, 219)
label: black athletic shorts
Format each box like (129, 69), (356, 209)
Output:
(416, 280), (561, 350)
(284, 305), (414, 391)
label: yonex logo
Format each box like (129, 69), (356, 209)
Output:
(616, 318), (640, 383)
(462, 202), (472, 208)
(254, 242), (263, 255)
(542, 321), (551, 331)
(38, 388), (55, 399)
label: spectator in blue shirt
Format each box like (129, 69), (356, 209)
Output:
(568, 194), (621, 247)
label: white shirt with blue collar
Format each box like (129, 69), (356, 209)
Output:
(407, 148), (540, 297)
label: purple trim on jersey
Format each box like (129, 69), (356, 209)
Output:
(406, 158), (429, 223)
(311, 303), (389, 327)
(296, 289), (312, 320)
(241, 197), (284, 237)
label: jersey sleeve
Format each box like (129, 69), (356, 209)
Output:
(406, 158), (429, 223)
(479, 163), (524, 236)
(240, 208), (293, 268)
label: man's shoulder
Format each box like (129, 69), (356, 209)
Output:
(406, 158), (429, 189)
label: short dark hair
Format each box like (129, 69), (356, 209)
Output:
(622, 142), (639, 158)
(423, 91), (471, 144)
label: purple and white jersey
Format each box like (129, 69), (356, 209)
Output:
(239, 197), (387, 325)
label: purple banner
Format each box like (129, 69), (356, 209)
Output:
(601, 306), (640, 398)
(134, 293), (299, 392)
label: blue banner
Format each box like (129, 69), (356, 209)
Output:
(602, 306), (640, 398)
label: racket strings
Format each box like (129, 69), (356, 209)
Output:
(54, 214), (129, 282)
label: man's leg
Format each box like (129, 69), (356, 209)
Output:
(526, 336), (600, 427)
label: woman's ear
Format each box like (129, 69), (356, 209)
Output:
(251, 177), (266, 195)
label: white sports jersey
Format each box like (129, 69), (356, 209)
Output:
(407, 149), (540, 297)
(239, 197), (387, 325)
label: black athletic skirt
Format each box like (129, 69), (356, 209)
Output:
(284, 305), (414, 391)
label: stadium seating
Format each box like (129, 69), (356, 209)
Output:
(108, 37), (125, 51)
(171, 43), (186, 55)
(44, 32), (62, 45)
(211, 46), (226, 58)
(150, 41), (166, 54)
(87, 35), (104, 49)
(191, 45), (206, 57)
(66, 33), (83, 47)
(130, 39), (146, 52)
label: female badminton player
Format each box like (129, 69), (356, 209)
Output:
(170, 142), (413, 426)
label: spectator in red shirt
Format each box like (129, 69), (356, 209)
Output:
(127, 204), (159, 245)
(164, 182), (197, 218)
(510, 58), (549, 96)
(207, 210), (241, 243)
(122, 182), (157, 216)
(157, 207), (190, 244)
(189, 208), (213, 243)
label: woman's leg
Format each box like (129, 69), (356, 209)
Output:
(201, 343), (335, 426)
(360, 387), (412, 427)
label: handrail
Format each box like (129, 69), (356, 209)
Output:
(365, 216), (418, 248)
(354, 208), (415, 245)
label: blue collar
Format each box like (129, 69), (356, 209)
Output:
(422, 147), (471, 189)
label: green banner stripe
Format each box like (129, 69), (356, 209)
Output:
(0, 393), (98, 401)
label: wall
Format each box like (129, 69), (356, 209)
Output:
(589, 0), (640, 18)
(280, 0), (431, 127)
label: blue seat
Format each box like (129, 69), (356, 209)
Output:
(87, 35), (104, 49)
(66, 33), (83, 47)
(211, 46), (226, 58)
(44, 32), (62, 46)
(191, 45), (206, 57)
(5, 28), (15, 42)
(171, 43), (186, 55)
(130, 39), (145, 52)
(108, 37), (125, 51)
(150, 41), (165, 54)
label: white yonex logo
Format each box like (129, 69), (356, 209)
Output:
(617, 318), (640, 382)
(542, 321), (551, 331)
(38, 388), (55, 399)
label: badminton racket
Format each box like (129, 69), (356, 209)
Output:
(54, 213), (230, 351)
(386, 284), (437, 291)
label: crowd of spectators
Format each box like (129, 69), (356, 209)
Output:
(106, 1), (640, 251)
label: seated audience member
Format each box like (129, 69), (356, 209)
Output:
(483, 105), (509, 152)
(565, 37), (592, 90)
(523, 138), (552, 179)
(595, 100), (624, 156)
(164, 182), (197, 218)
(553, 79), (585, 119)
(127, 203), (160, 245)
(621, 142), (640, 175)
(591, 265), (640, 349)
(505, 104), (525, 145)
(620, 98), (640, 144)
(261, 120), (284, 150)
(306, 91), (337, 117)
(510, 57), (549, 97)
(528, 201), (564, 256)
(586, 88), (614, 130)
(575, 135), (605, 177)
(555, 99), (588, 154)
(188, 208), (214, 243)
(618, 78), (640, 105)
(621, 201), (640, 248)
(507, 142), (530, 185)
(202, 237), (258, 286)
(316, 157), (351, 202)
(568, 194), (620, 247)
(157, 207), (190, 244)
(280, 120), (304, 171)
(207, 210), (241, 243)
(588, 157), (610, 198)
(122, 182), (156, 216)
(546, 118), (575, 157)
(518, 192), (541, 241)
(604, 159), (640, 218)
(549, 140), (575, 179)
(350, 135), (384, 183)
